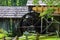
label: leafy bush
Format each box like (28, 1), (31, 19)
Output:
(39, 8), (55, 18)
(0, 28), (8, 38)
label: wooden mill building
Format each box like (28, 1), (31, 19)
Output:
(0, 0), (60, 34)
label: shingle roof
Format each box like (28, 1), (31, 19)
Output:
(0, 6), (28, 18)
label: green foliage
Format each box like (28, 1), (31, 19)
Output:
(19, 0), (27, 6)
(0, 0), (27, 6)
(0, 28), (8, 38)
(39, 8), (55, 17)
(16, 0), (19, 6)
(56, 1), (60, 7)
(32, 0), (60, 18)
(8, 0), (11, 6)
(42, 0), (60, 7)
(33, 0), (60, 7)
(39, 0), (60, 18)
(1, 0), (6, 6)
(19, 35), (60, 40)
(42, 0), (54, 6)
(33, 0), (39, 4)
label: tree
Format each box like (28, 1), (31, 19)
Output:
(8, 0), (11, 6)
(16, 0), (19, 6)
(42, 0), (60, 7)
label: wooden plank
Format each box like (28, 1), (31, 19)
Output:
(38, 7), (43, 13)
(54, 7), (59, 14)
(58, 8), (60, 14)
(32, 6), (43, 13)
(43, 7), (47, 12)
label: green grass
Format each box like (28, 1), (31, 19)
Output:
(19, 35), (60, 40)
(0, 34), (60, 40)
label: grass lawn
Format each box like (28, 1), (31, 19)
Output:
(19, 35), (60, 40)
(0, 34), (60, 40)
